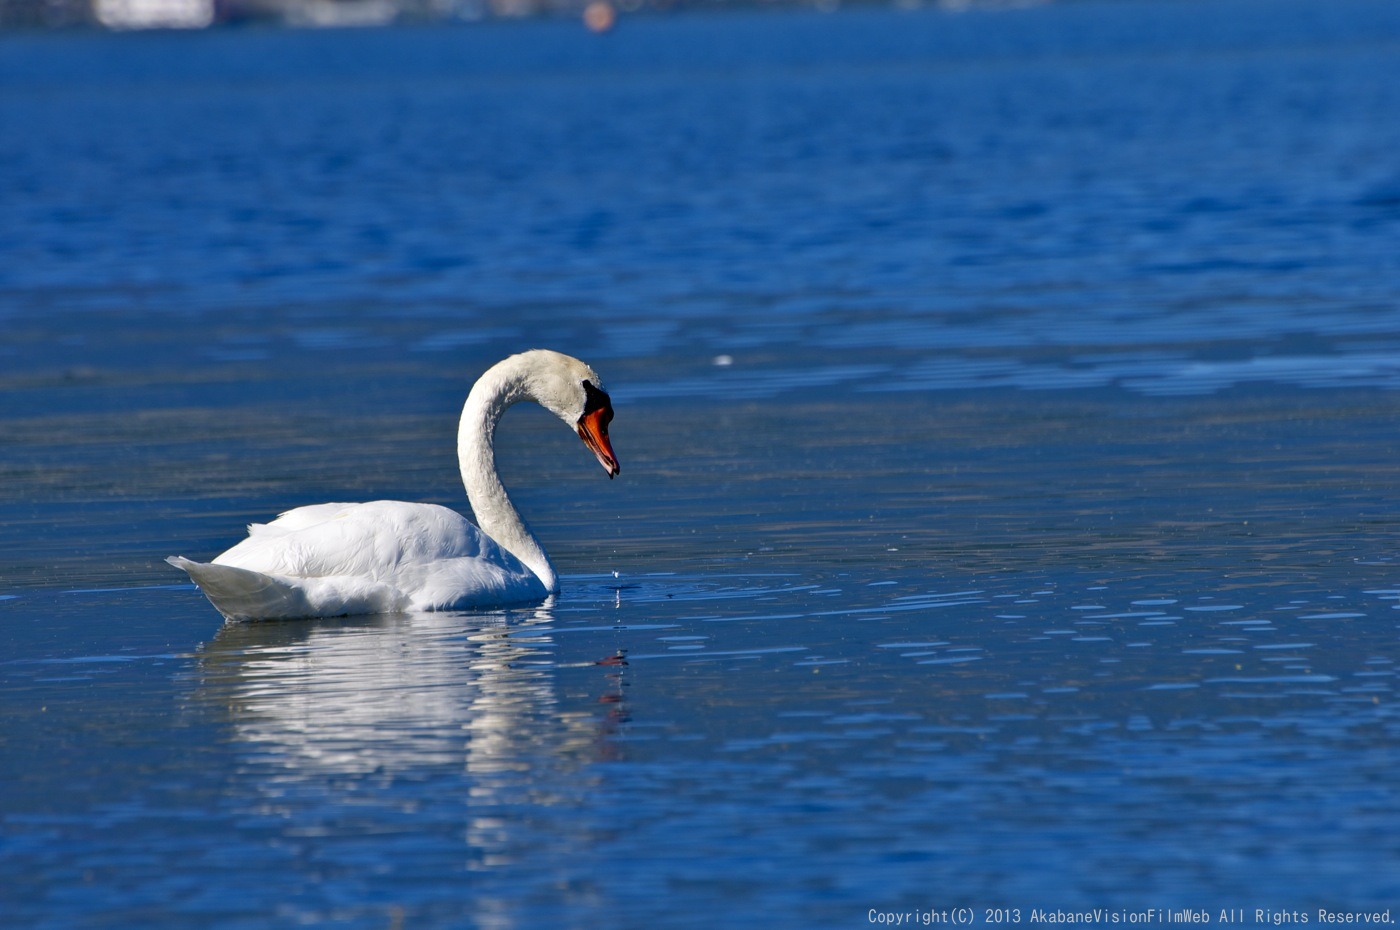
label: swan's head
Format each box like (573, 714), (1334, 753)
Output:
(517, 349), (620, 479)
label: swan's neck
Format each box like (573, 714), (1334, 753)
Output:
(458, 363), (558, 593)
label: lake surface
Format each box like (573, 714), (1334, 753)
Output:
(4, 0), (1400, 925)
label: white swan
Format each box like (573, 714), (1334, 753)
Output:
(168, 349), (619, 622)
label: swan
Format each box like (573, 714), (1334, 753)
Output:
(167, 349), (619, 621)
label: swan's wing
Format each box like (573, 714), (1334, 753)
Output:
(213, 501), (492, 581)
(247, 502), (364, 537)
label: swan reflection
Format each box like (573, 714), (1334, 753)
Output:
(196, 604), (619, 782)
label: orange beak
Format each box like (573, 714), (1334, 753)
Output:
(577, 405), (619, 478)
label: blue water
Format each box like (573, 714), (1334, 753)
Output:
(4, 0), (1400, 925)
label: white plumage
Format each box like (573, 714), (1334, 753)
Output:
(168, 350), (619, 622)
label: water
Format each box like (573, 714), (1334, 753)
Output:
(4, 0), (1400, 925)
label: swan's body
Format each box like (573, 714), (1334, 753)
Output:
(168, 350), (619, 621)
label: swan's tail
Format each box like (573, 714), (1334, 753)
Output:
(167, 556), (325, 622)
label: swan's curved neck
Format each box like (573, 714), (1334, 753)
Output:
(458, 360), (558, 593)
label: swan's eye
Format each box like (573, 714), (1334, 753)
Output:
(581, 379), (612, 421)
